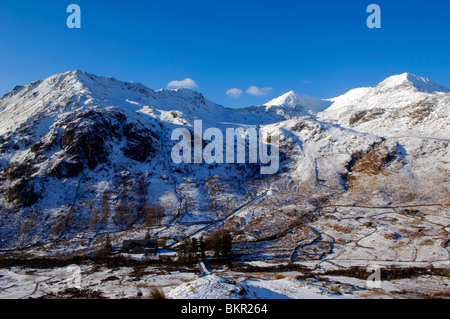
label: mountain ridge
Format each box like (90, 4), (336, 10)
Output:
(3, 70), (448, 125)
(0, 70), (448, 269)
(263, 91), (332, 114)
(377, 72), (450, 94)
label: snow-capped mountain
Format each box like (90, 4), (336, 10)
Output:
(0, 70), (227, 136)
(377, 72), (449, 94)
(264, 91), (331, 113)
(318, 73), (450, 137)
(253, 72), (449, 137)
(0, 70), (448, 274)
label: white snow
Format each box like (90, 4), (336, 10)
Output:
(166, 274), (355, 299)
(0, 70), (448, 299)
(264, 91), (332, 113)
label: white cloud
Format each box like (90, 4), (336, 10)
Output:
(226, 88), (243, 99)
(246, 86), (273, 97)
(167, 78), (199, 89)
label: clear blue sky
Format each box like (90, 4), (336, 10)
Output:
(1, 0), (449, 107)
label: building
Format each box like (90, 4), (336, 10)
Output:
(122, 240), (158, 255)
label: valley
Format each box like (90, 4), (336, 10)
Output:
(0, 71), (448, 299)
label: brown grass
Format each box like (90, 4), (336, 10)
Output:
(275, 273), (285, 280)
(149, 286), (167, 299)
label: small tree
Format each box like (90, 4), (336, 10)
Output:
(191, 237), (198, 259)
(93, 236), (113, 261)
(143, 204), (165, 227)
(149, 286), (166, 299)
(177, 237), (201, 263)
(199, 237), (207, 261)
(213, 231), (233, 262)
(176, 238), (191, 263)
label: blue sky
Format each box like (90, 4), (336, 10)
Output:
(0, 0), (449, 108)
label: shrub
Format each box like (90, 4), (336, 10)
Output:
(143, 204), (165, 227)
(93, 236), (113, 261)
(328, 285), (341, 295)
(114, 201), (137, 229)
(177, 238), (195, 263)
(213, 231), (233, 261)
(275, 273), (285, 280)
(149, 286), (166, 299)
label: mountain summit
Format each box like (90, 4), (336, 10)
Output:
(0, 70), (226, 136)
(318, 73), (450, 137)
(264, 91), (331, 113)
(377, 72), (449, 94)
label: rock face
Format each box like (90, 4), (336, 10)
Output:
(0, 70), (448, 274)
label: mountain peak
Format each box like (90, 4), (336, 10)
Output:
(264, 91), (332, 113)
(0, 70), (225, 136)
(57, 69), (89, 81)
(378, 72), (449, 93)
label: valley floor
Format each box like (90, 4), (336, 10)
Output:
(0, 260), (448, 299)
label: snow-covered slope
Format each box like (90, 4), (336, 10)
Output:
(318, 73), (450, 137)
(264, 91), (332, 113)
(0, 70), (448, 279)
(166, 274), (352, 299)
(0, 70), (228, 136)
(377, 73), (449, 94)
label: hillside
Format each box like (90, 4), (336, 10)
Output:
(0, 71), (448, 285)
